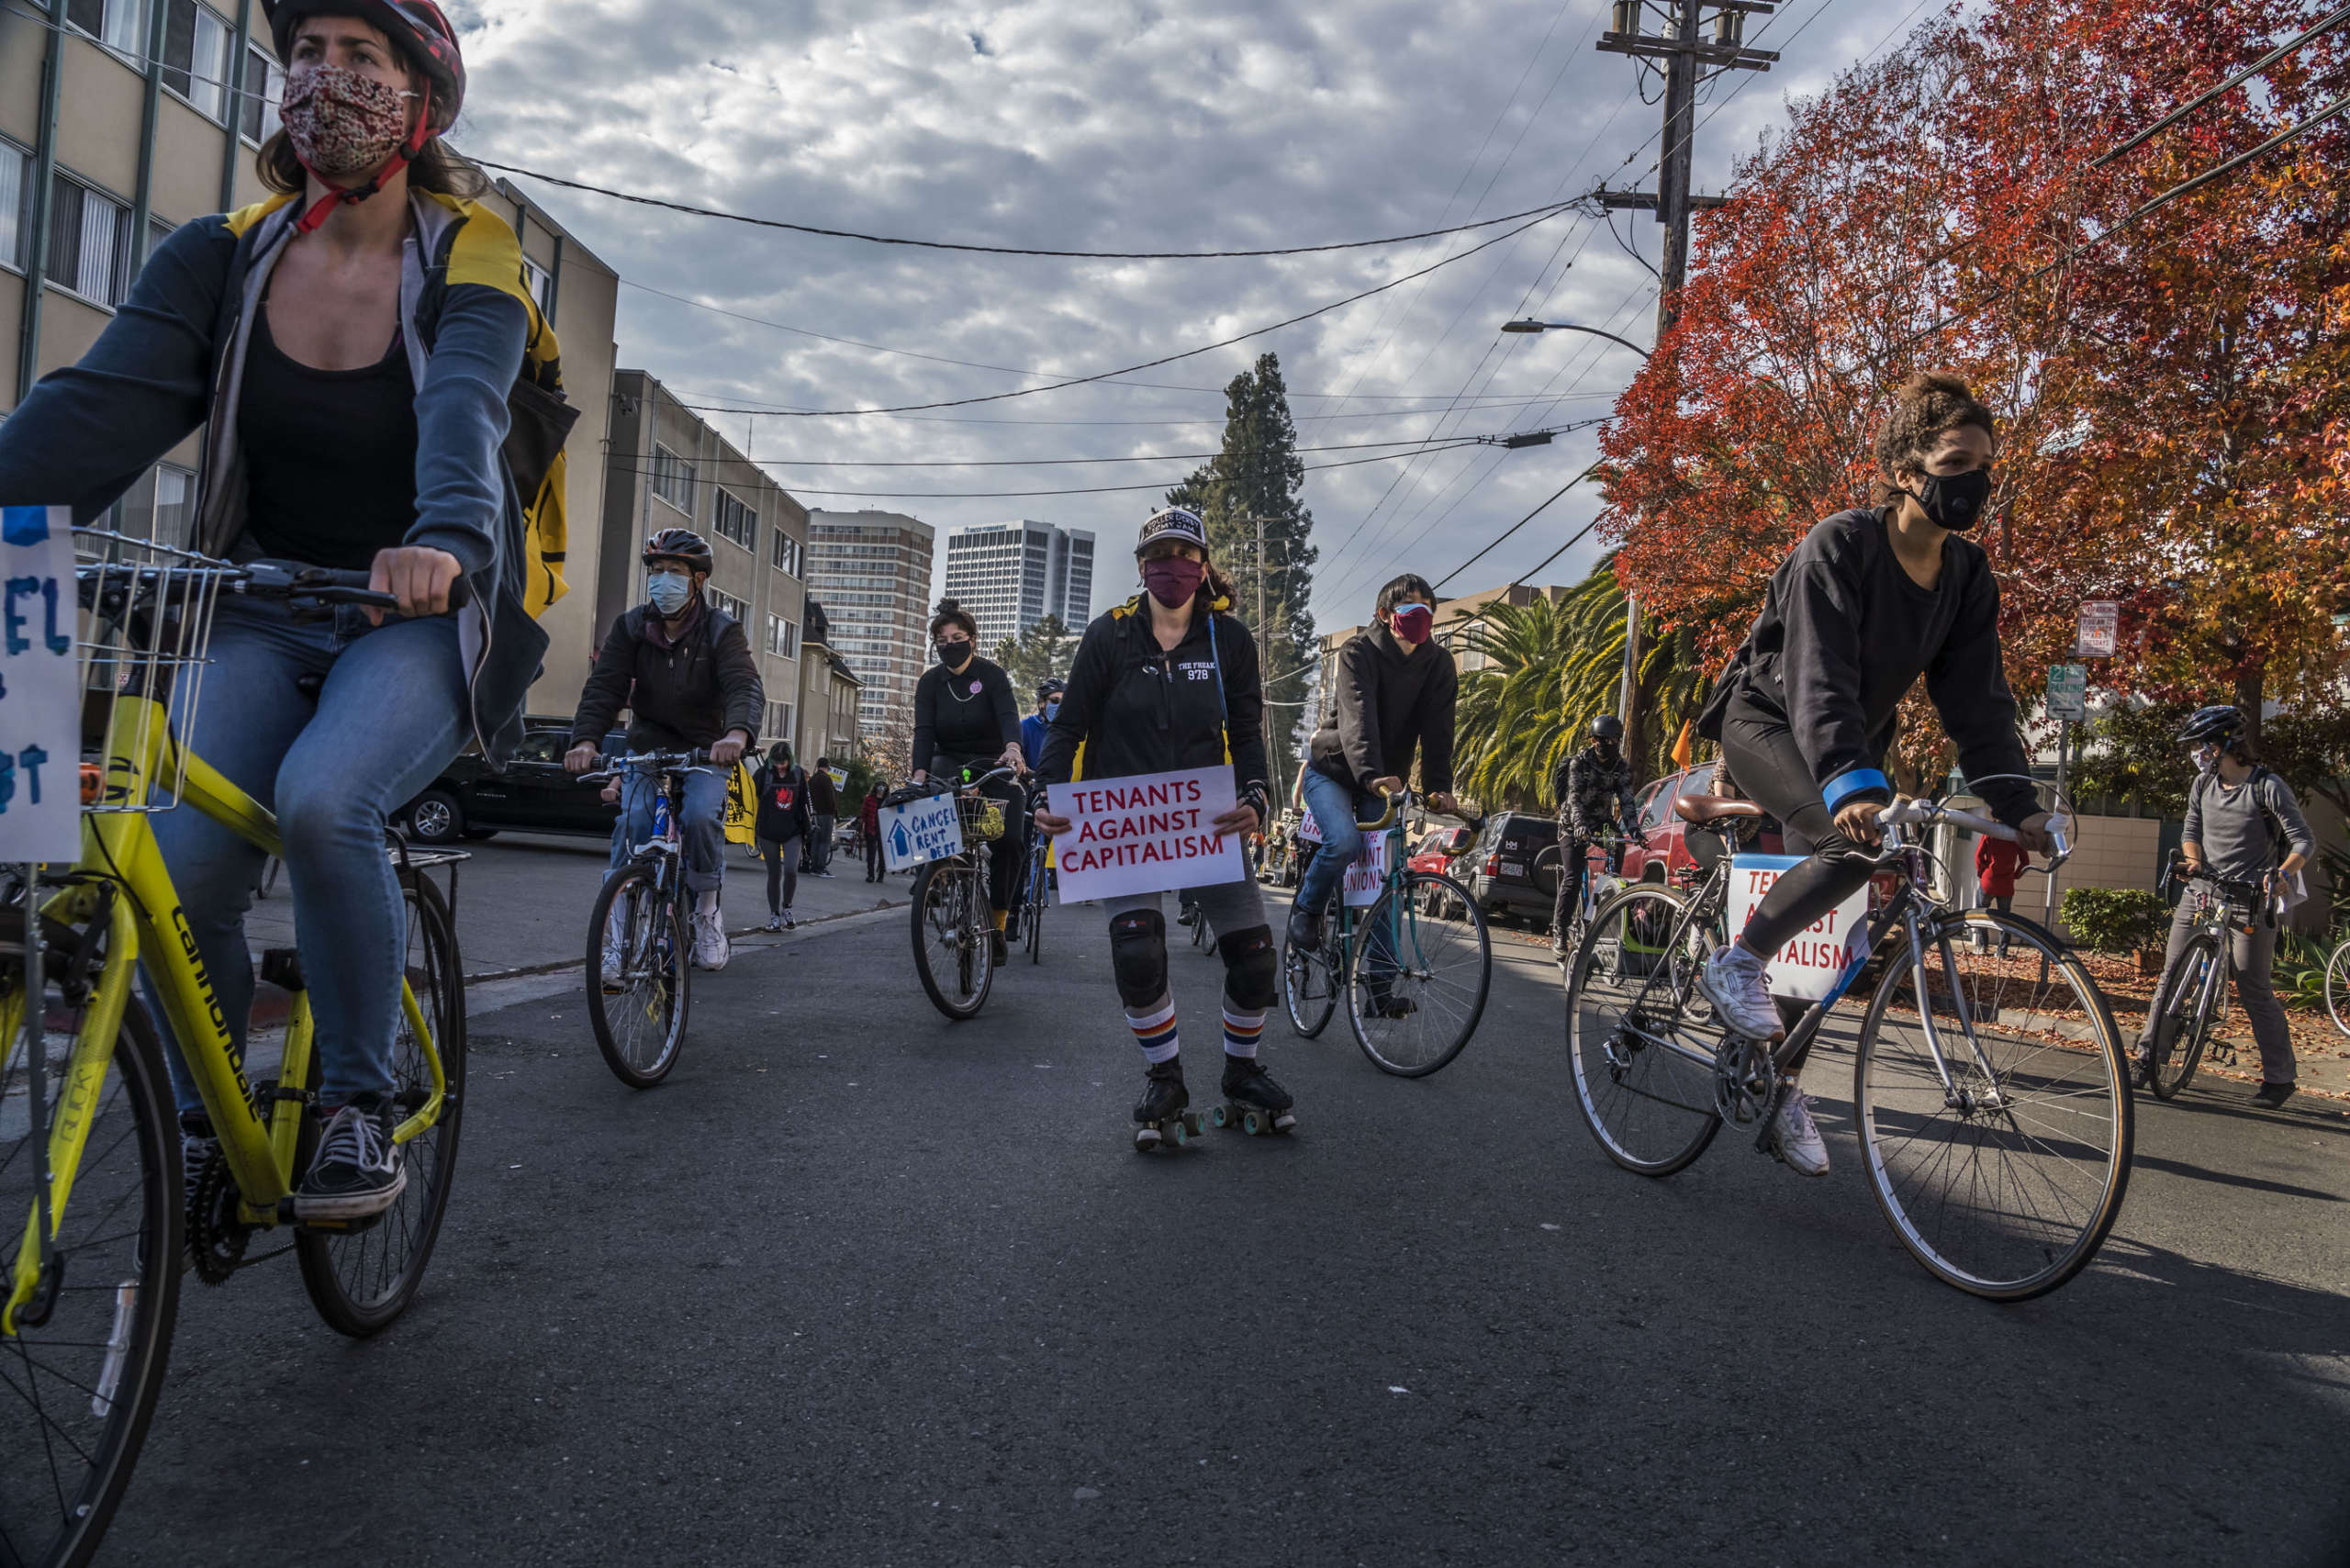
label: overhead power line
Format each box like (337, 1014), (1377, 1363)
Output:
(1431, 463), (1603, 589)
(479, 160), (1582, 260)
(2095, 3), (2350, 165)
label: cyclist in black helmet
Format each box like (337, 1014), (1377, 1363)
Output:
(2144, 704), (2314, 1106)
(568, 527), (763, 974)
(1551, 713), (1639, 957)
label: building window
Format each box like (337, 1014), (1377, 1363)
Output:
(768, 700), (795, 741)
(151, 464), (196, 544)
(707, 587), (748, 623)
(771, 532), (801, 577)
(162, 1), (233, 121)
(766, 614), (800, 660)
(0, 142), (27, 273)
(520, 253), (553, 316)
(46, 175), (134, 308)
(650, 443), (696, 514)
(712, 487), (756, 550)
(68, 0), (150, 58)
(241, 45), (285, 144)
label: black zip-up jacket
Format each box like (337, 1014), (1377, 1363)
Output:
(570, 601), (763, 754)
(912, 655), (1022, 774)
(1038, 596), (1269, 808)
(1695, 507), (2035, 825)
(1308, 622), (1458, 796)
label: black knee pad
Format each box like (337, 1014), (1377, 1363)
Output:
(1108, 909), (1169, 1009)
(1219, 923), (1280, 1010)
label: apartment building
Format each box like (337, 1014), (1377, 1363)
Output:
(1, 6), (622, 716)
(940, 519), (1094, 644)
(1313, 582), (1570, 719)
(805, 508), (934, 744)
(603, 370), (810, 746)
(794, 600), (863, 767)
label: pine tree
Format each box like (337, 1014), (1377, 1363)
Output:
(990, 613), (1078, 701)
(1166, 352), (1319, 791)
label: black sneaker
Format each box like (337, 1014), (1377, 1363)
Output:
(295, 1094), (406, 1221)
(1285, 903), (1323, 953)
(990, 927), (1009, 965)
(2252, 1081), (2298, 1109)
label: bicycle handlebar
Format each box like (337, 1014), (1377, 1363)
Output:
(580, 748), (711, 782)
(1878, 795), (2073, 863)
(2170, 859), (2267, 907)
(1354, 787), (1406, 833)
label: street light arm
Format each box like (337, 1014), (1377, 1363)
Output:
(1500, 319), (1653, 360)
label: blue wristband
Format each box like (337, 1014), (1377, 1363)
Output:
(1821, 768), (1891, 812)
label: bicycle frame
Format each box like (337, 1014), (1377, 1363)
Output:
(6, 691), (447, 1333)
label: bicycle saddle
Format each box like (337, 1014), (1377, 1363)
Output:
(1673, 794), (1764, 824)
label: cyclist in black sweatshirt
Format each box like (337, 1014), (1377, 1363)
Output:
(911, 599), (1026, 960)
(1692, 372), (2056, 1178)
(1035, 508), (1285, 1148)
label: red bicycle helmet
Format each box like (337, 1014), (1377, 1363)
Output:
(261, 0), (467, 232)
(643, 528), (715, 575)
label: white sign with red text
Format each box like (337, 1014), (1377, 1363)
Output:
(1047, 767), (1244, 903)
(1729, 854), (1870, 1002)
(1341, 831), (1391, 907)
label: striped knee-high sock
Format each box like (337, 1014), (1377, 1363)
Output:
(1125, 996), (1180, 1064)
(1222, 1004), (1268, 1058)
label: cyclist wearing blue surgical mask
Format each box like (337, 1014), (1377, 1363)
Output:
(1022, 678), (1067, 775)
(568, 527), (764, 972)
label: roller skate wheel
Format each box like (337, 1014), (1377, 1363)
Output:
(1169, 1119), (1188, 1148)
(1244, 1109), (1267, 1136)
(1183, 1111), (1204, 1136)
(1210, 1104), (1232, 1129)
(1134, 1126), (1160, 1153)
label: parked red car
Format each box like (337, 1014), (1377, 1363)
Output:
(1623, 767), (1785, 884)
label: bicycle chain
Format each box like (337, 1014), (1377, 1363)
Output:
(186, 1151), (249, 1285)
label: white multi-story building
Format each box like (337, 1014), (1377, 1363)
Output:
(940, 521), (1094, 644)
(805, 509), (934, 743)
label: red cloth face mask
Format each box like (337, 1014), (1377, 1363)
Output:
(1390, 603), (1434, 643)
(283, 62), (417, 181)
(1141, 557), (1206, 608)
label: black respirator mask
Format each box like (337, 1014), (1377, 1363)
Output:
(1913, 467), (1991, 532)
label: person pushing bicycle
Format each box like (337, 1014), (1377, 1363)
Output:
(0, 0), (542, 1222)
(566, 526), (762, 974)
(1690, 371), (2056, 1178)
(1289, 573), (1461, 958)
(2142, 704), (2313, 1107)
(1551, 714), (1639, 958)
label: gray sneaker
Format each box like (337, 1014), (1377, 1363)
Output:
(1767, 1091), (1830, 1176)
(1698, 943), (1784, 1040)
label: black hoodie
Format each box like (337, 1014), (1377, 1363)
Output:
(1038, 595), (1269, 807)
(1308, 622), (1458, 796)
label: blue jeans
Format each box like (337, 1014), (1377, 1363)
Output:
(610, 766), (729, 894)
(1295, 767), (1376, 922)
(147, 595), (469, 1116)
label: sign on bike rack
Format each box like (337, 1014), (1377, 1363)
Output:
(1729, 853), (1869, 1001)
(1341, 831), (1391, 907)
(1046, 765), (1244, 902)
(0, 506), (83, 861)
(880, 790), (965, 871)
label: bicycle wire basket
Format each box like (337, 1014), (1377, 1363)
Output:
(957, 793), (1006, 844)
(74, 527), (237, 815)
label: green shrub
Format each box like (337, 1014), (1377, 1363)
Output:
(2274, 928), (2346, 1011)
(2059, 887), (2169, 953)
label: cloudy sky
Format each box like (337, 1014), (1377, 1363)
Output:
(447, 0), (1947, 630)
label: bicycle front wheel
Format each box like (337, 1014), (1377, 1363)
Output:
(298, 869), (470, 1336)
(912, 861), (993, 1019)
(1852, 909), (2132, 1302)
(586, 863), (691, 1089)
(2143, 931), (2218, 1102)
(1346, 873), (1491, 1077)
(1565, 884), (1723, 1175)
(0, 913), (182, 1568)
(2327, 938), (2350, 1041)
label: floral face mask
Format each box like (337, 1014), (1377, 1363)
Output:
(283, 62), (420, 181)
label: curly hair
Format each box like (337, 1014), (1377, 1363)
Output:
(1871, 371), (1995, 505)
(928, 599), (979, 640)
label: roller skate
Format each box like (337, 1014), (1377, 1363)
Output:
(1133, 1057), (1203, 1152)
(1213, 1055), (1296, 1137)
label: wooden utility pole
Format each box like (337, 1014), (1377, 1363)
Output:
(1596, 1), (1775, 768)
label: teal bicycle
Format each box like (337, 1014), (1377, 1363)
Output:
(1281, 791), (1492, 1076)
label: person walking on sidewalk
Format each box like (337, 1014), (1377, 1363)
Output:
(1035, 507), (1282, 1148)
(809, 759), (840, 876)
(2141, 704), (2315, 1107)
(861, 783), (886, 881)
(753, 741), (811, 930)
(568, 527), (762, 973)
(1973, 834), (2031, 957)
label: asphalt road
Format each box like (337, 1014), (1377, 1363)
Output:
(102, 892), (2350, 1566)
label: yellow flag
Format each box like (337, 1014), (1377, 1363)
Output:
(722, 761), (758, 846)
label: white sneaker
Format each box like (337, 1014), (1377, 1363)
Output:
(1768, 1091), (1830, 1177)
(599, 926), (624, 990)
(692, 909), (731, 971)
(1698, 943), (1784, 1040)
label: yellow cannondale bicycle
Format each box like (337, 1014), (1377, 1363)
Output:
(2, 532), (467, 1568)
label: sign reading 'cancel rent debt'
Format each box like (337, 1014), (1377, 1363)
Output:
(1046, 766), (1244, 904)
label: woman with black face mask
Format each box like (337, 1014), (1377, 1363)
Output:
(1687, 371), (2057, 1179)
(753, 740), (811, 930)
(911, 599), (1027, 960)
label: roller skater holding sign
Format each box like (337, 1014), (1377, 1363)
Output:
(1035, 508), (1282, 1150)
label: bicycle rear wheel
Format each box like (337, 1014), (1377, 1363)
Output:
(1565, 885), (1723, 1175)
(1281, 933), (1337, 1037)
(297, 870), (469, 1336)
(2143, 931), (2218, 1102)
(1852, 910), (2132, 1301)
(0, 915), (181, 1568)
(912, 861), (993, 1019)
(586, 862), (690, 1089)
(1346, 873), (1490, 1077)
(2328, 938), (2350, 1041)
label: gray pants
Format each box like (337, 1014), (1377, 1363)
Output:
(2151, 890), (2295, 1083)
(810, 813), (835, 870)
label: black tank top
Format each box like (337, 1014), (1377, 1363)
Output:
(239, 304), (419, 569)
